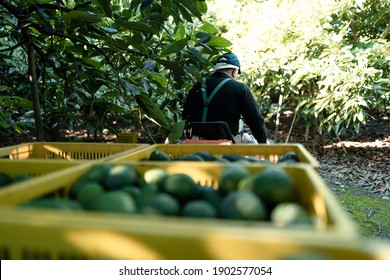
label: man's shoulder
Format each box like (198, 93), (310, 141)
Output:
(230, 79), (250, 91)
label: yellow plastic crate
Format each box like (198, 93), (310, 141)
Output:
(0, 162), (365, 259)
(112, 144), (320, 169)
(0, 160), (85, 202)
(0, 160), (80, 176)
(0, 142), (148, 161)
(0, 206), (388, 260)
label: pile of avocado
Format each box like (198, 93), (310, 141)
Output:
(147, 149), (300, 164)
(21, 163), (313, 227)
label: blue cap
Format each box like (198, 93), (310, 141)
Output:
(214, 53), (241, 73)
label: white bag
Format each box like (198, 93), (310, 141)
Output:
(234, 132), (258, 144)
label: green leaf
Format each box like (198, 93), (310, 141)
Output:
(140, 0), (155, 11)
(174, 24), (186, 40)
(207, 36), (232, 48)
(156, 58), (185, 74)
(100, 35), (128, 50)
(175, 2), (193, 22)
(197, 1), (207, 13)
(135, 94), (171, 129)
(152, 74), (168, 86)
(92, 0), (112, 17)
(121, 22), (155, 34)
(14, 97), (33, 110)
(130, 0), (142, 11)
(161, 0), (172, 10)
(184, 65), (201, 79)
(201, 22), (218, 34)
(107, 103), (126, 113)
(102, 90), (120, 98)
(82, 58), (103, 69)
(2, 98), (14, 107)
(65, 45), (85, 56)
(194, 32), (211, 46)
(62, 11), (100, 23)
(198, 43), (215, 53)
(161, 39), (188, 56)
(131, 33), (144, 48)
(166, 120), (186, 143)
(14, 124), (25, 134)
(175, 0), (203, 20)
(189, 47), (205, 62)
(0, 120), (9, 129)
(102, 27), (118, 33)
(357, 110), (364, 122)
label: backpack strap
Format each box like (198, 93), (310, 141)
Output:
(201, 78), (231, 122)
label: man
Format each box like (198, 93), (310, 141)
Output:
(182, 53), (268, 143)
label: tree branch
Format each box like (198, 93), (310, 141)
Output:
(31, 42), (68, 81)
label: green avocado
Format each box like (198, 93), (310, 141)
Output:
(148, 150), (171, 161)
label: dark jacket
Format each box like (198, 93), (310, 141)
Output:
(182, 71), (267, 143)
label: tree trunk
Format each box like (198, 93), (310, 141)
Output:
(381, 21), (390, 39)
(26, 40), (44, 141)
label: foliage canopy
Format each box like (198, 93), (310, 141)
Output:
(0, 0), (231, 143)
(208, 0), (389, 136)
(0, 0), (389, 142)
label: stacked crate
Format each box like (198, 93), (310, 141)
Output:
(0, 143), (388, 260)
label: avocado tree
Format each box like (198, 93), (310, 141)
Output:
(207, 0), (389, 139)
(0, 0), (232, 143)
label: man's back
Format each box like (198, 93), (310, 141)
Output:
(183, 71), (267, 143)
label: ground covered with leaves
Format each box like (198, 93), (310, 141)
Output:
(270, 110), (390, 241)
(1, 110), (389, 241)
